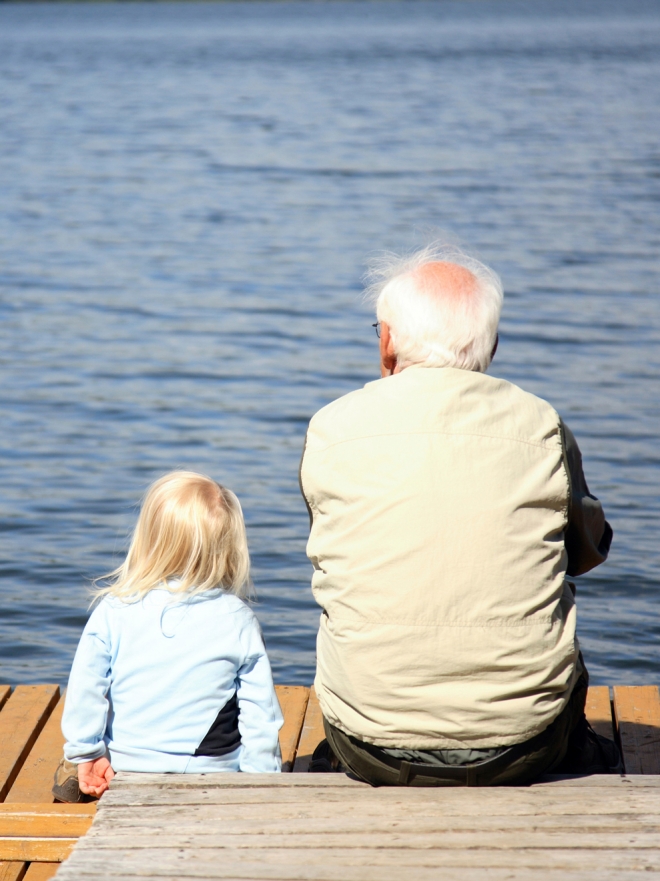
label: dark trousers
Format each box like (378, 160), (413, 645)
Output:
(324, 671), (589, 787)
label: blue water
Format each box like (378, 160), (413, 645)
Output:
(0, 0), (658, 687)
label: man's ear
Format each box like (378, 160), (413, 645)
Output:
(380, 322), (398, 377)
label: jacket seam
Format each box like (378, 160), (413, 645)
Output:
(321, 617), (567, 628)
(558, 418), (573, 523)
(306, 429), (562, 454)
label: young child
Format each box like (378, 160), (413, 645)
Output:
(53, 471), (283, 802)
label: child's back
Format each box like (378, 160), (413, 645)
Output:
(64, 587), (282, 773)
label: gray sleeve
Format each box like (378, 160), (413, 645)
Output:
(560, 420), (613, 577)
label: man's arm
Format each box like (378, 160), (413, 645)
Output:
(561, 420), (613, 577)
(299, 430), (313, 530)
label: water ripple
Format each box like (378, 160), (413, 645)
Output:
(0, 0), (658, 686)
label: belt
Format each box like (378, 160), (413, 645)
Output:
(373, 742), (526, 786)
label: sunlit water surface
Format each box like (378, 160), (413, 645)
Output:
(0, 0), (658, 686)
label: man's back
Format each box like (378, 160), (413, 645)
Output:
(301, 365), (577, 749)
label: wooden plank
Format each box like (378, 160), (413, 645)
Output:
(22, 865), (58, 881)
(75, 831), (660, 853)
(613, 686), (660, 774)
(1, 862), (55, 881)
(85, 805), (660, 834)
(0, 805), (94, 838)
(100, 777), (660, 814)
(75, 829), (660, 850)
(50, 869), (660, 881)
(98, 789), (660, 818)
(585, 685), (615, 740)
(47, 868), (652, 881)
(6, 696), (66, 805)
(82, 826), (660, 851)
(51, 869), (660, 881)
(0, 840), (76, 863)
(101, 785), (660, 814)
(53, 846), (660, 878)
(1, 695), (66, 881)
(0, 861), (27, 881)
(107, 769), (660, 790)
(273, 686), (309, 772)
(89, 820), (660, 844)
(0, 691), (11, 715)
(0, 688), (60, 803)
(82, 787), (660, 844)
(292, 687), (325, 773)
(110, 770), (361, 789)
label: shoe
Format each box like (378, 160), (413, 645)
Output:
(558, 716), (623, 775)
(52, 758), (96, 803)
(309, 739), (345, 773)
(589, 729), (624, 774)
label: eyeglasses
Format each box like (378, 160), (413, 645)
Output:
(372, 322), (381, 339)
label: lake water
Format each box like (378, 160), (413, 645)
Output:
(0, 0), (658, 688)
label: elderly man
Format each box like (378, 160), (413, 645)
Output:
(299, 245), (619, 787)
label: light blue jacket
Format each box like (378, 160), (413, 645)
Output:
(62, 588), (283, 773)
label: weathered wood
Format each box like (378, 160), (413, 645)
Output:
(85, 804), (660, 834)
(0, 840), (76, 864)
(50, 870), (660, 881)
(110, 771), (359, 789)
(273, 686), (309, 772)
(0, 688), (60, 803)
(22, 865), (58, 881)
(103, 788), (659, 819)
(50, 868), (653, 881)
(58, 775), (660, 879)
(81, 824), (660, 849)
(0, 805), (94, 838)
(613, 686), (660, 774)
(83, 783), (660, 846)
(96, 796), (660, 826)
(5, 696), (66, 806)
(585, 685), (614, 740)
(292, 687), (324, 772)
(53, 846), (660, 878)
(107, 769), (660, 790)
(78, 836), (660, 866)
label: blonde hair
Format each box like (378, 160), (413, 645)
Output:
(95, 471), (251, 602)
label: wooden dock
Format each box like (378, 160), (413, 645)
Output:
(0, 684), (658, 880)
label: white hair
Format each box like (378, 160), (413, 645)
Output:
(364, 243), (503, 373)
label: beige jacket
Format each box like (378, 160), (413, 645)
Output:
(300, 366), (610, 749)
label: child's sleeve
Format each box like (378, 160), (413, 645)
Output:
(62, 603), (113, 764)
(236, 612), (283, 773)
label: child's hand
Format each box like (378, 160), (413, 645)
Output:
(78, 757), (115, 797)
